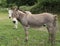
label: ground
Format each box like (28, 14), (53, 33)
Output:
(0, 11), (60, 46)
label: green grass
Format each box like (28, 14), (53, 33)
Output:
(0, 12), (60, 46)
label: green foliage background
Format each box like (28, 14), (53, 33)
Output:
(31, 0), (60, 14)
(0, 0), (60, 13)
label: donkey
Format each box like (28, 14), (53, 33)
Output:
(11, 8), (57, 46)
(8, 8), (32, 29)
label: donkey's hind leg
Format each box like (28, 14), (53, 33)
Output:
(47, 23), (55, 46)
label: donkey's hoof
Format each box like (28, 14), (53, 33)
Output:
(24, 39), (28, 42)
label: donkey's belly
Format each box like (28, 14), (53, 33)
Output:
(29, 24), (43, 28)
(28, 21), (44, 28)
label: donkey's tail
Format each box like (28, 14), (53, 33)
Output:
(53, 15), (57, 27)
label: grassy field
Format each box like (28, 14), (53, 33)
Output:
(0, 11), (60, 46)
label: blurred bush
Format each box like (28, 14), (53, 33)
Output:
(30, 0), (60, 14)
(19, 6), (33, 11)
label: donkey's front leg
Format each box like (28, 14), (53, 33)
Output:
(24, 26), (29, 42)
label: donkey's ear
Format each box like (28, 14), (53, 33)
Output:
(14, 7), (18, 11)
(15, 8), (18, 11)
(12, 6), (18, 11)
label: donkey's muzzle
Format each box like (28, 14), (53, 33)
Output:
(13, 21), (16, 23)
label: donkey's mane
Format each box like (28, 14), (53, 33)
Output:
(19, 9), (26, 14)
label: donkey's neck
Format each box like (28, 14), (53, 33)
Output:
(17, 10), (26, 21)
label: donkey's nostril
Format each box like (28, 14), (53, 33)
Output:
(9, 17), (11, 19)
(13, 21), (16, 23)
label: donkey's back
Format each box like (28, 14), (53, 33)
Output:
(26, 13), (56, 27)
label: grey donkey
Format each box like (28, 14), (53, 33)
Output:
(11, 7), (57, 46)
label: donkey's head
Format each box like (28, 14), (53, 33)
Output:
(12, 10), (20, 23)
(8, 6), (19, 23)
(10, 6), (27, 23)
